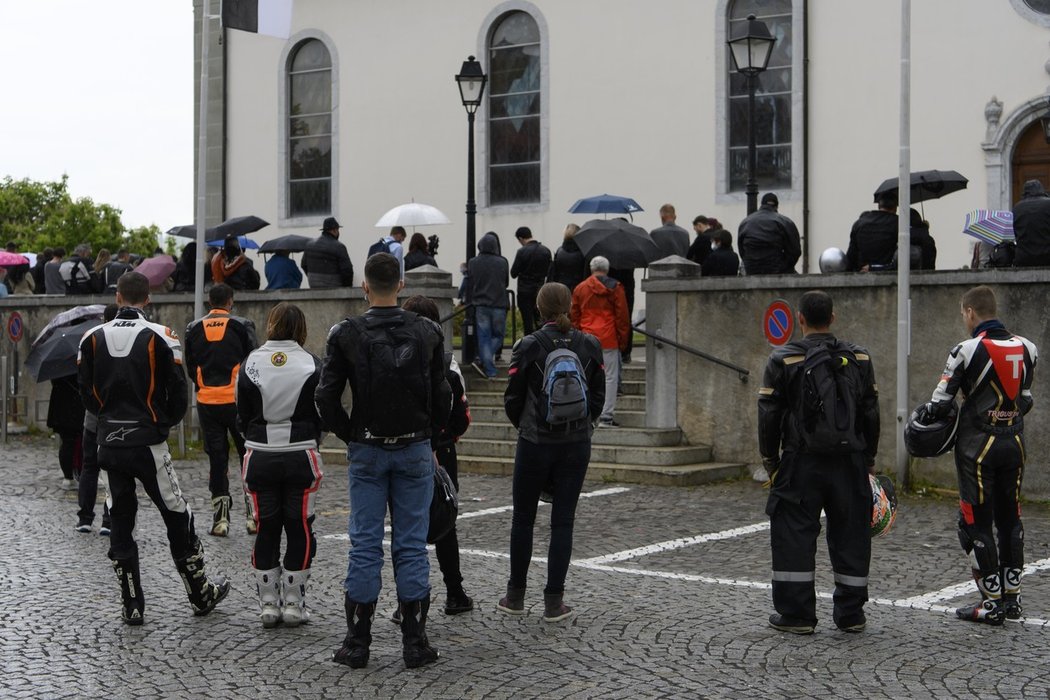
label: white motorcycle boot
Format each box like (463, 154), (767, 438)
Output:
(255, 567), (283, 628)
(282, 569), (311, 627)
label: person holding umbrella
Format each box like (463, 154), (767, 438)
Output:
(211, 235), (260, 290)
(47, 375), (84, 490)
(265, 249), (303, 290)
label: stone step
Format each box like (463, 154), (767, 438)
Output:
(464, 422), (682, 446)
(455, 438), (711, 465)
(456, 455), (749, 487)
(469, 405), (647, 427)
(458, 359), (647, 381)
(465, 375), (646, 396)
(468, 391), (646, 411)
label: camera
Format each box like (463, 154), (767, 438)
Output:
(427, 235), (440, 258)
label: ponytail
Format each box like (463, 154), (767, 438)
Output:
(536, 282), (573, 333)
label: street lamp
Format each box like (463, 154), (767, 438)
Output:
(728, 14), (776, 215)
(455, 55), (487, 263)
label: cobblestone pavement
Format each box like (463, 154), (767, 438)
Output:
(3, 434), (1050, 698)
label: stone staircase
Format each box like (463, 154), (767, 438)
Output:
(456, 360), (748, 486)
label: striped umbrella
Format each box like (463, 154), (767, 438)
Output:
(962, 209), (1013, 246)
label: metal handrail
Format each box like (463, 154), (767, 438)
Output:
(633, 319), (750, 383)
(439, 303), (472, 325)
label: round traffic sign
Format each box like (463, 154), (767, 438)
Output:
(763, 300), (794, 346)
(6, 311), (23, 343)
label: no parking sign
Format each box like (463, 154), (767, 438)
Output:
(6, 311), (23, 344)
(763, 300), (794, 346)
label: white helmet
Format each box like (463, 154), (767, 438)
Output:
(819, 247), (848, 273)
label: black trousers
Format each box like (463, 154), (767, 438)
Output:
(509, 438), (590, 594)
(98, 443), (198, 562)
(57, 429), (81, 480)
(767, 453), (872, 625)
(196, 402), (246, 498)
(517, 285), (540, 336)
(434, 444), (465, 593)
(77, 427), (110, 525)
(955, 428), (1025, 576)
(243, 448), (323, 571)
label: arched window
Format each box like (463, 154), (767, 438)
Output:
(287, 39), (332, 217)
(487, 11), (541, 205)
(726, 0), (793, 192)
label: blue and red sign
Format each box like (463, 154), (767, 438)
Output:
(7, 311), (23, 343)
(763, 300), (794, 346)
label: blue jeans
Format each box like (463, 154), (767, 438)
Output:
(474, 305), (506, 377)
(344, 441), (433, 602)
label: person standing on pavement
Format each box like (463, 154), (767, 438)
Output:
(571, 256), (629, 428)
(510, 226), (552, 335)
(302, 217), (354, 288)
(44, 247), (66, 294)
(500, 282), (605, 622)
(650, 204), (691, 259)
(317, 252), (451, 669)
(78, 272), (229, 625)
(468, 231), (510, 379)
(31, 247), (51, 294)
(367, 226), (408, 279)
(47, 374), (84, 491)
(102, 248), (134, 292)
(919, 285), (1037, 625)
(75, 303), (119, 535)
(1011, 179), (1050, 267)
(738, 193), (801, 275)
(184, 283), (259, 537)
(237, 302), (324, 629)
(758, 290), (880, 635)
(401, 295), (475, 617)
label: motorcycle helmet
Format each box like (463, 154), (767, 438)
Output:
(819, 247), (848, 273)
(870, 474), (898, 538)
(904, 400), (961, 458)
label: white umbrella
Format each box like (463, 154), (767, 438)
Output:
(374, 202), (451, 228)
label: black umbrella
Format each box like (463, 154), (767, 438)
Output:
(873, 170), (968, 204)
(573, 218), (663, 269)
(259, 234), (312, 253)
(165, 225), (198, 239)
(26, 318), (98, 382)
(205, 215), (270, 239)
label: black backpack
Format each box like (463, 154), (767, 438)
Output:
(793, 340), (866, 454)
(349, 312), (431, 438)
(367, 238), (393, 258)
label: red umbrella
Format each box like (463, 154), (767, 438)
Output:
(135, 256), (177, 287)
(0, 251), (29, 266)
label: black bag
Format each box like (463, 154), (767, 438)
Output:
(427, 464), (459, 543)
(349, 312), (431, 438)
(989, 241), (1016, 268)
(794, 340), (866, 454)
(367, 238), (392, 258)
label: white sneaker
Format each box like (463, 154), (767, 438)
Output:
(61, 478), (75, 491)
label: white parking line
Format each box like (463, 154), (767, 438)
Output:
(576, 521), (770, 565)
(893, 556), (1050, 606)
(320, 486), (630, 541)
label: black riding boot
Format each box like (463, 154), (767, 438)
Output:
(173, 541), (230, 616)
(112, 557), (144, 626)
(400, 597), (439, 668)
(333, 596), (375, 668)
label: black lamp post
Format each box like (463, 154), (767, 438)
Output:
(455, 55), (488, 263)
(728, 14), (776, 215)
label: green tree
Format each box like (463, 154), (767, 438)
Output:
(0, 175), (158, 256)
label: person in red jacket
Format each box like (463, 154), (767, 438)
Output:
(570, 256), (629, 427)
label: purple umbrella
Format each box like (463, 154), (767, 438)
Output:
(135, 256), (177, 288)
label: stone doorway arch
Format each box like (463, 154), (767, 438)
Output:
(984, 95), (1050, 210)
(1012, 119), (1050, 203)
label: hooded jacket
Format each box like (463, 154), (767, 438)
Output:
(467, 232), (509, 308)
(547, 237), (587, 291)
(570, 273), (630, 351)
(1012, 180), (1050, 267)
(846, 210), (937, 271)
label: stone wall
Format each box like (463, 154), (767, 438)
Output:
(643, 263), (1050, 497)
(0, 266), (455, 426)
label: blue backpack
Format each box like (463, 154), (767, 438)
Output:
(367, 237), (393, 258)
(534, 330), (589, 425)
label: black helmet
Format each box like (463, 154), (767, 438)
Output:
(904, 401), (960, 458)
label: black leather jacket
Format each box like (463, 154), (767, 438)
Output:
(504, 324), (605, 444)
(737, 205), (801, 275)
(1013, 193), (1050, 267)
(757, 333), (880, 464)
(315, 306), (451, 444)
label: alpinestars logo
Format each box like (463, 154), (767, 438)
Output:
(107, 426), (140, 442)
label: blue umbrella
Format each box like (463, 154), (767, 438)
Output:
(568, 194), (644, 217)
(206, 234), (260, 250)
